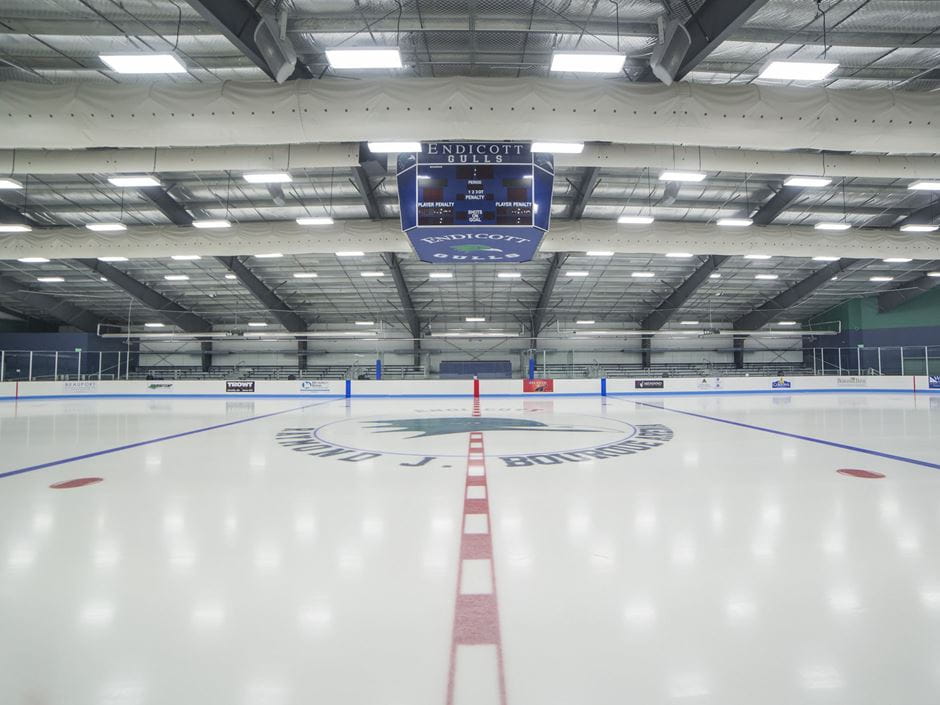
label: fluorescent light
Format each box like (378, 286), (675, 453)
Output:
(586, 251), (614, 256)
(296, 216), (334, 225)
(108, 175), (159, 188)
(744, 254), (772, 260)
(192, 219), (231, 229)
(666, 252), (694, 258)
(144, 322), (165, 328)
(755, 274), (779, 280)
(293, 272), (318, 279)
(17, 257), (49, 263)
(759, 61), (838, 81)
(0, 178), (23, 190)
(576, 320), (595, 325)
(680, 320), (699, 325)
(908, 181), (940, 191)
(255, 253), (283, 259)
(171, 254), (201, 261)
(777, 321), (798, 326)
(632, 272), (655, 278)
(0, 223), (31, 232)
(900, 224), (938, 233)
(785, 176), (832, 188)
(659, 171), (706, 182)
(360, 271), (384, 277)
(37, 276), (64, 283)
(99, 54), (186, 74)
(565, 271), (589, 277)
(497, 272), (521, 279)
(618, 215), (654, 224)
(550, 52), (626, 74)
(164, 274), (189, 281)
(812, 256), (840, 262)
(869, 276), (893, 282)
(815, 222), (851, 231)
(883, 258), (912, 263)
(325, 48), (402, 70)
(429, 272), (453, 279)
(465, 317), (486, 322)
(224, 274), (237, 280)
(247, 322), (268, 328)
(717, 218), (753, 227)
(100, 277), (108, 282)
(531, 142), (584, 154)
(242, 172), (291, 184)
(928, 272), (940, 278)
(98, 256), (129, 262)
(336, 251), (364, 257)
(709, 273), (722, 279)
(367, 141), (421, 153)
(354, 321), (374, 326)
(86, 223), (126, 232)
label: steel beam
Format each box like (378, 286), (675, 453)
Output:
(0, 274), (102, 333)
(383, 253), (422, 364)
(530, 253), (567, 348)
(350, 167), (382, 220)
(676, 0), (772, 79)
(878, 274), (940, 313)
(73, 259), (212, 333)
(898, 199), (939, 228)
(733, 259), (862, 330)
(752, 185), (804, 225)
(182, 0), (312, 81)
(568, 168), (600, 220)
(641, 255), (729, 330)
(138, 186), (194, 226)
(215, 256), (306, 332)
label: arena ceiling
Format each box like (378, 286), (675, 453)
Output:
(0, 0), (938, 339)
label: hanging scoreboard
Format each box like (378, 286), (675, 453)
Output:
(397, 143), (554, 263)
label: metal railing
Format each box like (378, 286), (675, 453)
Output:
(810, 345), (938, 376)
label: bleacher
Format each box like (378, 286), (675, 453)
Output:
(133, 364), (427, 381)
(531, 361), (816, 379)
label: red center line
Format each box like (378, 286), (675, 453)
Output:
(445, 398), (507, 705)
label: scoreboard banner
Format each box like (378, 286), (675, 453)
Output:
(397, 142), (554, 263)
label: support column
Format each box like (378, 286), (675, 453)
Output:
(200, 341), (213, 373)
(297, 339), (308, 371)
(733, 336), (745, 369)
(641, 335), (652, 369)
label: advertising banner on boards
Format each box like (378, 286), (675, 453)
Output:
(226, 381), (255, 393)
(523, 379), (554, 393)
(397, 142), (554, 263)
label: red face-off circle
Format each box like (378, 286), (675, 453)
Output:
(837, 469), (885, 479)
(50, 477), (104, 489)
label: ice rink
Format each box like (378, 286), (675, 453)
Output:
(2, 392), (940, 705)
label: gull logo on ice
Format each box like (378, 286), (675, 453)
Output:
(364, 416), (605, 438)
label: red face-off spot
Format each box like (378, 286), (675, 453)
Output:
(50, 477), (104, 489)
(837, 468), (885, 479)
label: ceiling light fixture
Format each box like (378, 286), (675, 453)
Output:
(224, 274), (237, 280)
(247, 322), (268, 327)
(171, 255), (201, 261)
(86, 223), (127, 232)
(666, 252), (694, 258)
(0, 224), (32, 232)
(354, 321), (374, 326)
(744, 254), (772, 260)
(360, 271), (384, 277)
(815, 222), (851, 231)
(37, 276), (64, 283)
(336, 251), (365, 257)
(0, 178), (23, 190)
(618, 215), (655, 225)
(900, 224), (938, 233)
(108, 175), (160, 188)
(717, 218), (753, 227)
(785, 176), (832, 188)
(928, 272), (940, 278)
(870, 276), (894, 282)
(164, 274), (189, 281)
(565, 270), (589, 277)
(550, 52), (626, 74)
(254, 253), (283, 259)
(710, 273), (722, 279)
(680, 320), (699, 325)
(586, 251), (614, 256)
(17, 257), (49, 263)
(497, 272), (521, 279)
(367, 141), (422, 153)
(812, 256), (840, 261)
(98, 256), (129, 262)
(777, 321), (798, 326)
(192, 219), (231, 229)
(883, 258), (912, 263)
(632, 272), (655, 278)
(465, 317), (486, 322)
(296, 216), (335, 225)
(99, 54), (186, 74)
(659, 171), (706, 183)
(531, 142), (585, 154)
(144, 322), (165, 328)
(242, 172), (292, 184)
(755, 274), (779, 280)
(293, 272), (318, 279)
(576, 320), (596, 325)
(758, 61), (838, 81)
(429, 272), (454, 279)
(907, 181), (940, 191)
(325, 48), (402, 70)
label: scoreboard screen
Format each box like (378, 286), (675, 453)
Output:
(416, 163), (534, 227)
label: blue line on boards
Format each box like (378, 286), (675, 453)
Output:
(608, 396), (940, 471)
(0, 398), (341, 481)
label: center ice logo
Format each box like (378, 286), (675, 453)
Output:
(365, 416), (605, 438)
